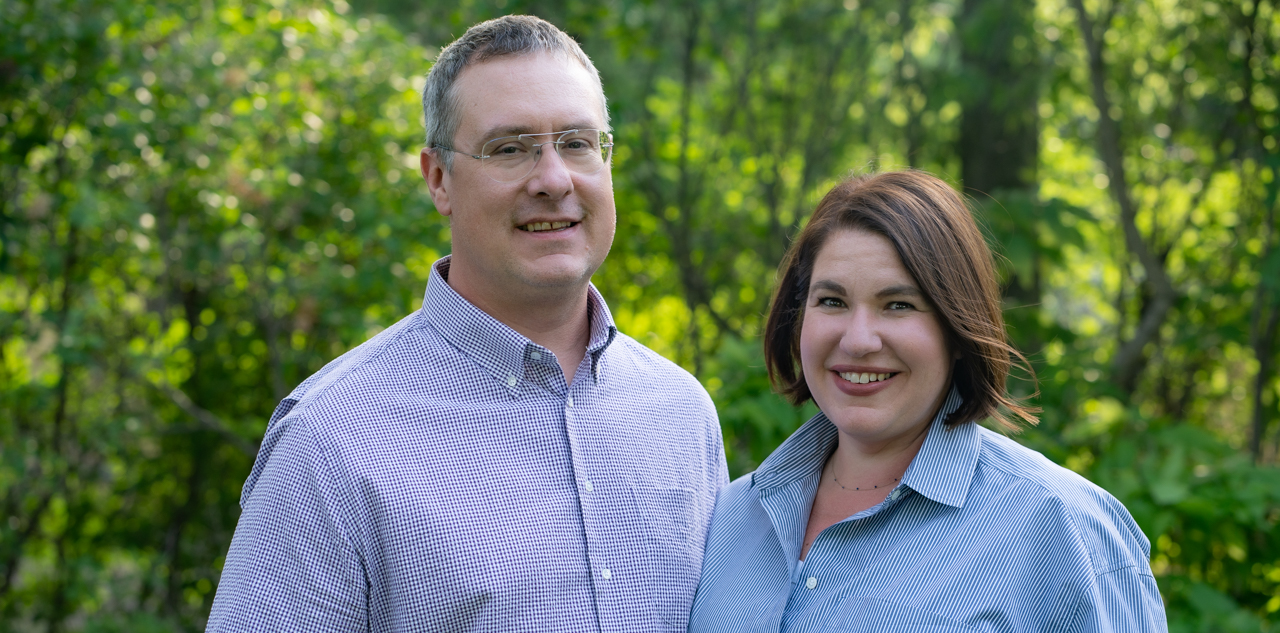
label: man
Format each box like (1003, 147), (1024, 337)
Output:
(207, 14), (728, 632)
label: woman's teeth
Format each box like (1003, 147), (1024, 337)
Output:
(519, 221), (574, 232)
(839, 372), (893, 384)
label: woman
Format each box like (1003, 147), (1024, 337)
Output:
(688, 171), (1166, 632)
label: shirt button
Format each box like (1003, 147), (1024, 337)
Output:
(805, 576), (817, 590)
(507, 375), (517, 387)
(566, 396), (574, 408)
(601, 568), (612, 580)
(530, 351), (542, 361)
(584, 480), (594, 492)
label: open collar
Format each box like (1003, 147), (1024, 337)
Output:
(898, 387), (977, 508)
(422, 256), (618, 393)
(752, 385), (977, 509)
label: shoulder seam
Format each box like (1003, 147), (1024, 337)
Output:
(1095, 562), (1150, 578)
(293, 410), (367, 586)
(975, 434), (1105, 573)
(291, 312), (421, 419)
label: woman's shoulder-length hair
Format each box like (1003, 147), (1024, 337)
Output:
(763, 169), (1039, 431)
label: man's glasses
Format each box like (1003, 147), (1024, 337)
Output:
(433, 129), (614, 183)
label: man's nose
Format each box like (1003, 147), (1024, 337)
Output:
(525, 143), (574, 199)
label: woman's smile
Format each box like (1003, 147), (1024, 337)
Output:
(799, 228), (954, 450)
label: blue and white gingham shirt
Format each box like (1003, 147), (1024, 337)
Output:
(688, 388), (1168, 632)
(208, 257), (729, 632)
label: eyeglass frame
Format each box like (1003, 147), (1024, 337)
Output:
(431, 128), (615, 182)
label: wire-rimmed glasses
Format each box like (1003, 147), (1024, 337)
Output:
(433, 129), (614, 183)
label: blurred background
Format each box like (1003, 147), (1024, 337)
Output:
(2, 0), (1278, 630)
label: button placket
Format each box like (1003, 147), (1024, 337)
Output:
(560, 367), (612, 603)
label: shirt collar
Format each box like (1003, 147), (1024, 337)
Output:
(752, 385), (977, 509)
(899, 386), (977, 508)
(422, 256), (618, 392)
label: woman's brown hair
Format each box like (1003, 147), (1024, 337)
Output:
(763, 170), (1038, 431)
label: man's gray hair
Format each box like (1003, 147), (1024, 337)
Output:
(422, 15), (609, 170)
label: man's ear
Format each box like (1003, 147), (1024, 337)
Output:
(421, 148), (453, 217)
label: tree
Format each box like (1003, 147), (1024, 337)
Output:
(3, 0), (1279, 629)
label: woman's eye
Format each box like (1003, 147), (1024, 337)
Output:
(816, 297), (845, 308)
(887, 301), (915, 311)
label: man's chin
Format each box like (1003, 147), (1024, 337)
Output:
(515, 256), (602, 289)
(517, 267), (593, 289)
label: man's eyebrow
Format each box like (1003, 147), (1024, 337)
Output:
(875, 284), (923, 299)
(477, 123), (601, 142)
(477, 125), (536, 142)
(810, 279), (846, 295)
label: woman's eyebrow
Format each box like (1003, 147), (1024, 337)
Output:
(875, 284), (923, 299)
(810, 279), (846, 295)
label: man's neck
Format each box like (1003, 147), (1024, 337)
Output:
(443, 264), (592, 384)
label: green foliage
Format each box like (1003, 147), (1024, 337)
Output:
(1, 0), (442, 628)
(704, 336), (819, 476)
(2, 0), (1279, 630)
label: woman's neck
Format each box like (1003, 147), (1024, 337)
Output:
(825, 421), (930, 489)
(799, 423), (931, 561)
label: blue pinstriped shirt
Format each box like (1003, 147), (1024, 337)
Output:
(208, 257), (728, 632)
(688, 388), (1168, 632)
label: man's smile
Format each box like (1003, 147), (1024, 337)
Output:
(517, 220), (578, 232)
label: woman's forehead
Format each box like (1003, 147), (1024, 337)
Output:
(810, 229), (916, 288)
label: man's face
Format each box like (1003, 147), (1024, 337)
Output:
(422, 53), (615, 301)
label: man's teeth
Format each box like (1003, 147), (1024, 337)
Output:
(839, 372), (893, 384)
(520, 221), (574, 232)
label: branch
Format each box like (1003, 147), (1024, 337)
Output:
(160, 383), (258, 456)
(1251, 299), (1280, 462)
(1250, 191), (1280, 462)
(0, 488), (53, 598)
(1070, 0), (1177, 394)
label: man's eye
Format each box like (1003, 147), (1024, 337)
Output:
(494, 144), (526, 155)
(562, 139), (591, 150)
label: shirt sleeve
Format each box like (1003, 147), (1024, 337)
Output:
(713, 417), (730, 491)
(207, 414), (368, 632)
(1065, 565), (1168, 633)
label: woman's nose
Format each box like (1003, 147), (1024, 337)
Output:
(839, 309), (882, 357)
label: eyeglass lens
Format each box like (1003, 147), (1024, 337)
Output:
(479, 129), (611, 183)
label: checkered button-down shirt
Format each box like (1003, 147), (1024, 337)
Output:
(208, 257), (729, 632)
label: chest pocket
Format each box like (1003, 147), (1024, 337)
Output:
(630, 485), (702, 631)
(833, 597), (977, 632)
(633, 486), (696, 543)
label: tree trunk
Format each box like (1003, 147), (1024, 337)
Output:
(1069, 0), (1177, 395)
(957, 0), (1042, 325)
(957, 0), (1039, 196)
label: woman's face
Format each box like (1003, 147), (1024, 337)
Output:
(800, 229), (954, 451)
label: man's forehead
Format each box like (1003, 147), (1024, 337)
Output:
(452, 52), (606, 139)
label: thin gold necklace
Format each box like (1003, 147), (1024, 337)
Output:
(832, 472), (899, 491)
(827, 461), (902, 491)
